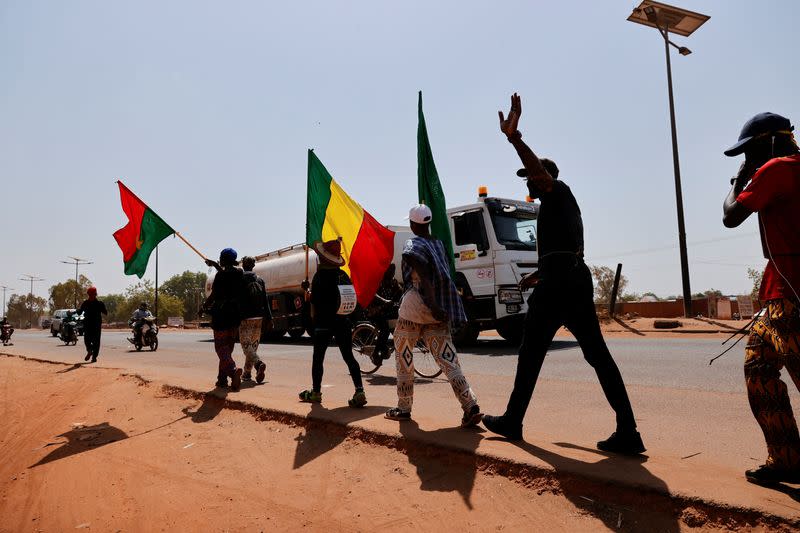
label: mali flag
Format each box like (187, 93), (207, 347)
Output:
(113, 181), (174, 278)
(306, 150), (395, 307)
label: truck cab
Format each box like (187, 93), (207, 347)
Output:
(449, 195), (538, 343)
(391, 192), (538, 344)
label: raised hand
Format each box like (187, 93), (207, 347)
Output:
(499, 93), (522, 137)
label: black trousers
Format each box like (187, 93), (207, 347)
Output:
(312, 316), (363, 392)
(504, 261), (637, 431)
(84, 326), (102, 358)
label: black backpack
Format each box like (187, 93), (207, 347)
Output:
(242, 273), (265, 316)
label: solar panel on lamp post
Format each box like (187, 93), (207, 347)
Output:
(627, 1), (709, 318)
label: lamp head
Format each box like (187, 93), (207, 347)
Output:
(678, 46), (691, 56)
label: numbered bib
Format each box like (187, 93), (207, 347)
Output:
(337, 285), (357, 315)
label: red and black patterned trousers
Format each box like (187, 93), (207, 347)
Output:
(745, 298), (800, 469)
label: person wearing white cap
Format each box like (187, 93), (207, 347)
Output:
(384, 204), (482, 427)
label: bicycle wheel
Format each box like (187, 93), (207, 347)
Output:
(412, 340), (442, 378)
(351, 322), (380, 375)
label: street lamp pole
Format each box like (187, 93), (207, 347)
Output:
(627, 1), (709, 318)
(0, 286), (13, 318)
(60, 256), (93, 308)
(19, 275), (44, 328)
(661, 23), (692, 318)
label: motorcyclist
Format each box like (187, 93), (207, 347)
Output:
(130, 302), (154, 342)
(0, 317), (13, 346)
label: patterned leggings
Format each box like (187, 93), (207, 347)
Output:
(239, 317), (263, 374)
(393, 318), (477, 413)
(744, 298), (800, 469)
(213, 327), (239, 379)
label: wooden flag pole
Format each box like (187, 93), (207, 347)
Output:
(174, 232), (209, 261)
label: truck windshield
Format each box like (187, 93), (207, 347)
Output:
(488, 203), (537, 251)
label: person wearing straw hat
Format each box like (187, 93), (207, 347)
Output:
(298, 238), (367, 407)
(202, 247), (244, 391)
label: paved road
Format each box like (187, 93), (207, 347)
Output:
(11, 328), (751, 388)
(4, 328), (800, 518)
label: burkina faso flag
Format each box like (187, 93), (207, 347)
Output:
(113, 181), (174, 278)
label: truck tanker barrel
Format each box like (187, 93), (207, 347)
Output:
(205, 244), (318, 340)
(204, 189), (539, 345)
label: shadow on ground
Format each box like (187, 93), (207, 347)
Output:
(182, 389), (229, 423)
(293, 403), (387, 470)
(498, 438), (679, 532)
(365, 374), (437, 387)
(398, 420), (484, 509)
(56, 362), (90, 373)
(30, 422), (129, 468)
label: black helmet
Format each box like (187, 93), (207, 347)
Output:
(139, 302), (148, 309)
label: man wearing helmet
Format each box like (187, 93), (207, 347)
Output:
(77, 286), (107, 363)
(130, 301), (154, 344)
(722, 112), (800, 485)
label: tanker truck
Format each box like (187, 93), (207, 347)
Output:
(205, 188), (539, 345)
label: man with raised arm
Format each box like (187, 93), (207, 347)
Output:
(482, 93), (644, 454)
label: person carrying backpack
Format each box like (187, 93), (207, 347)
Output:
(239, 256), (272, 384)
(202, 248), (244, 391)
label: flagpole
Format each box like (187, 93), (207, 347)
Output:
(154, 246), (159, 322)
(174, 231), (209, 261)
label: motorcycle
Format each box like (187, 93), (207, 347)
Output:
(59, 313), (83, 346)
(0, 321), (13, 346)
(128, 317), (159, 352)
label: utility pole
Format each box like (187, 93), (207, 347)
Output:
(60, 256), (93, 308)
(19, 275), (44, 328)
(0, 286), (14, 318)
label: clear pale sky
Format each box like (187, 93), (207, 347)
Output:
(1, 0), (798, 304)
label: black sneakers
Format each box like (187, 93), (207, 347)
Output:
(230, 368), (243, 392)
(745, 464), (800, 485)
(482, 414), (523, 441)
(256, 361), (267, 384)
(596, 430), (646, 455)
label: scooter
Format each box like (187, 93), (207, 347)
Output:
(59, 313), (82, 346)
(128, 317), (159, 352)
(0, 321), (13, 346)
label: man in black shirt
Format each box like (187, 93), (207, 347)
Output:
(482, 93), (644, 454)
(77, 286), (107, 363)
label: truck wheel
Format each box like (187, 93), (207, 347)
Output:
(452, 323), (479, 347)
(288, 328), (305, 341)
(496, 317), (525, 346)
